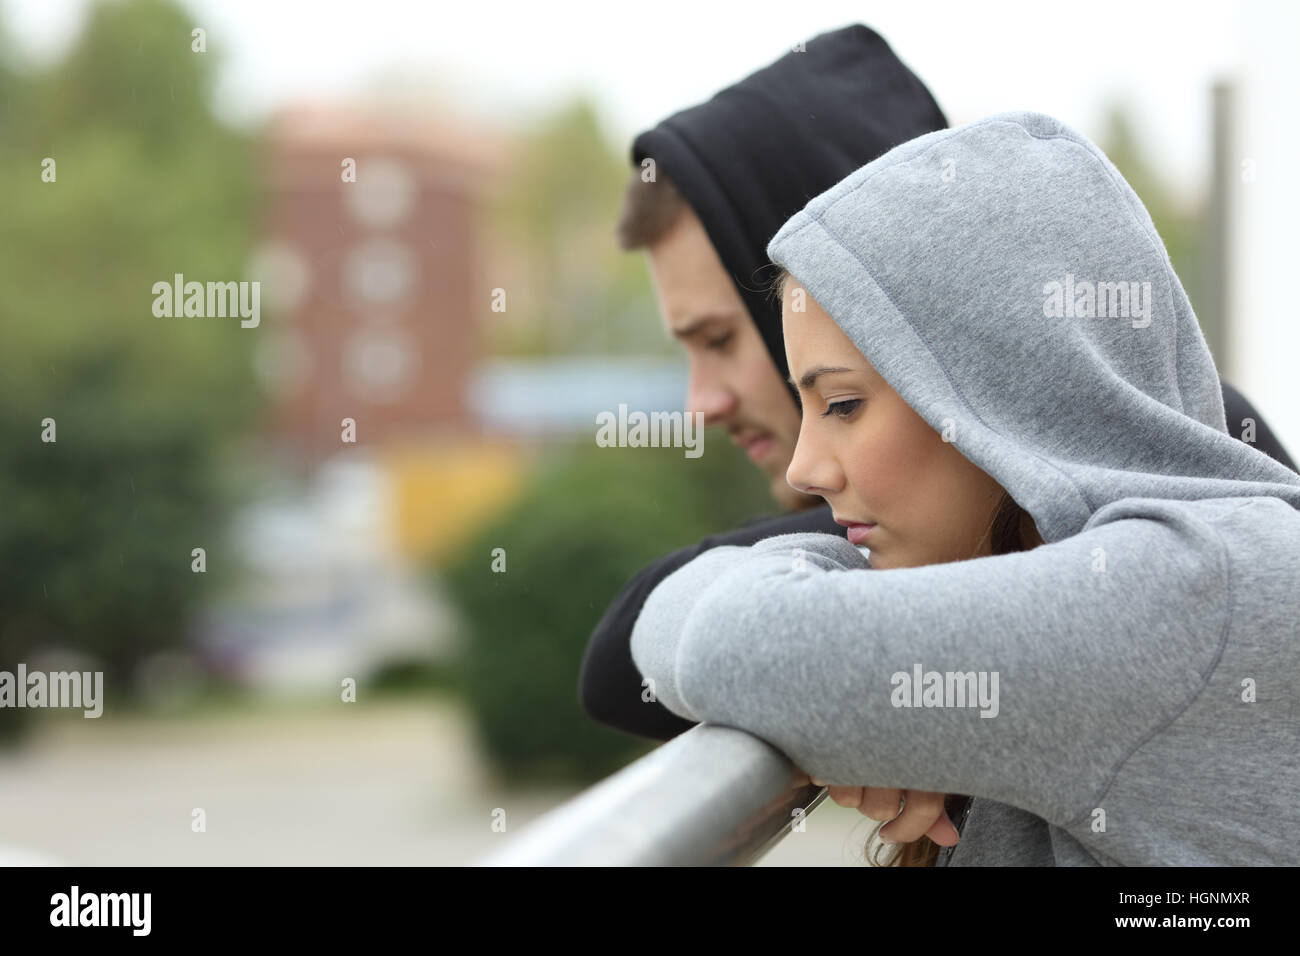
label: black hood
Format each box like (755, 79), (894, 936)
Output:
(631, 24), (947, 394)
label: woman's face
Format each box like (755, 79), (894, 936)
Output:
(781, 278), (1007, 570)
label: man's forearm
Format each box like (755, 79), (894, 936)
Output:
(577, 503), (844, 740)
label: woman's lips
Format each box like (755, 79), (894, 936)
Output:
(845, 523), (876, 545)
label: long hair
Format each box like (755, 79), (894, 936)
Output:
(864, 490), (1043, 867)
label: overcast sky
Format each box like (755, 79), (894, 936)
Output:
(4, 0), (1272, 200)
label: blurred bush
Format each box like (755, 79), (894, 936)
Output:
(439, 437), (776, 784)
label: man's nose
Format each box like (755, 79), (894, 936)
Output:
(685, 371), (736, 424)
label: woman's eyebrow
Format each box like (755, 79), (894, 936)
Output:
(788, 365), (855, 391)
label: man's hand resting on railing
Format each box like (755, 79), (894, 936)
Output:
(797, 770), (961, 846)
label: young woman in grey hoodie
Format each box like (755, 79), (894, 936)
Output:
(630, 111), (1300, 867)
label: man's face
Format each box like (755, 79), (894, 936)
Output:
(645, 205), (815, 510)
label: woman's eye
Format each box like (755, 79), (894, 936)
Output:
(706, 333), (733, 351)
(821, 399), (862, 419)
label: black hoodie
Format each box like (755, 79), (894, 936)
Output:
(630, 24), (948, 396)
(579, 25), (1297, 743)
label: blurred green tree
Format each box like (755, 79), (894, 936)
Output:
(0, 0), (260, 732)
(1098, 102), (1207, 328)
(484, 98), (673, 358)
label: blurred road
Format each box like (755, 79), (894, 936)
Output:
(0, 697), (877, 866)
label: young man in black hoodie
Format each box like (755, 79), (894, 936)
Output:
(577, 23), (1298, 743)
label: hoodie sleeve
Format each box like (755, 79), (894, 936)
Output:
(629, 510), (1232, 829)
(578, 505), (843, 741)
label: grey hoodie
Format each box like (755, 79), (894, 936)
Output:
(629, 111), (1300, 866)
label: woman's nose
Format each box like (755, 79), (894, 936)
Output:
(786, 426), (836, 497)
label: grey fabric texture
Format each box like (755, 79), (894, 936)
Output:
(629, 112), (1300, 865)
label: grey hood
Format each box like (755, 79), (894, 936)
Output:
(766, 110), (1300, 544)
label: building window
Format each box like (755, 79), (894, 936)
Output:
(342, 328), (418, 403)
(343, 239), (416, 306)
(343, 156), (417, 229)
(246, 239), (311, 314)
(253, 330), (312, 398)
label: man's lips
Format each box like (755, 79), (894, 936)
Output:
(834, 516), (877, 545)
(734, 433), (774, 463)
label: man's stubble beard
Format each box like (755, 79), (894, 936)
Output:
(769, 472), (824, 512)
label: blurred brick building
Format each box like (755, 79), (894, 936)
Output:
(243, 100), (690, 566)
(248, 102), (526, 563)
(252, 102), (507, 457)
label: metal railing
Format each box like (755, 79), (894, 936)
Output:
(477, 723), (827, 866)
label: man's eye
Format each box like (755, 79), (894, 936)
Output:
(821, 399), (862, 419)
(706, 333), (733, 351)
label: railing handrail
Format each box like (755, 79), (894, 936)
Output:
(477, 723), (826, 866)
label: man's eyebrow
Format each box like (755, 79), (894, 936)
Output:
(670, 311), (738, 339)
(787, 365), (855, 390)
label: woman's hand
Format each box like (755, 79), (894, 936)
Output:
(801, 772), (960, 846)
